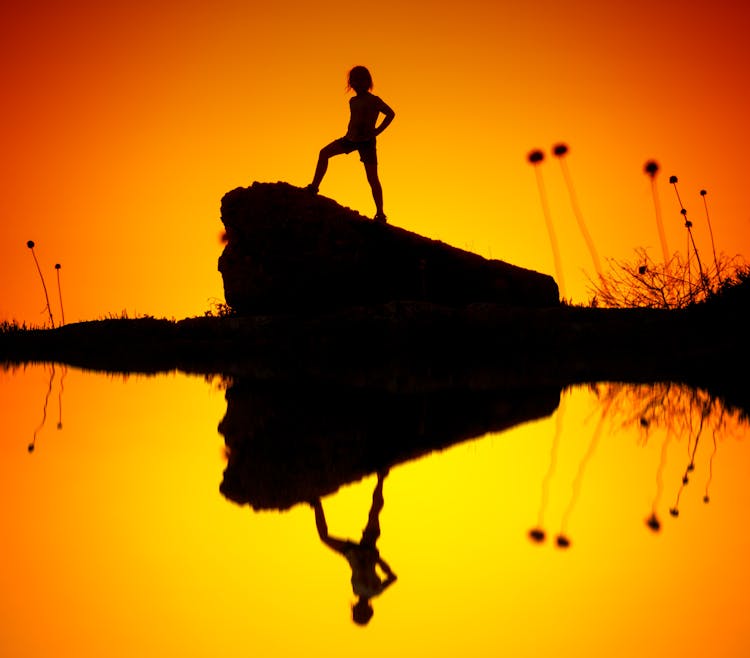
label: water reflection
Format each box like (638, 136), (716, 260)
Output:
(592, 382), (744, 526)
(5, 365), (750, 654)
(529, 396), (566, 544)
(27, 363), (67, 453)
(528, 382), (747, 548)
(311, 470), (396, 625)
(218, 379), (561, 510)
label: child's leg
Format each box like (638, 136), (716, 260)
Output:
(364, 162), (384, 217)
(310, 140), (348, 190)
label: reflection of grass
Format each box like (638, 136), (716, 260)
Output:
(592, 381), (747, 431)
(590, 381), (747, 532)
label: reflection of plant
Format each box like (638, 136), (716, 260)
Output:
(591, 381), (746, 435)
(590, 382), (747, 532)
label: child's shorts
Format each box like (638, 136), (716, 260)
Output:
(335, 137), (377, 165)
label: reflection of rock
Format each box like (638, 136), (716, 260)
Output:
(218, 379), (560, 510)
(218, 182), (559, 313)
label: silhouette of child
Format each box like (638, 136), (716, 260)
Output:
(310, 470), (397, 625)
(306, 66), (395, 223)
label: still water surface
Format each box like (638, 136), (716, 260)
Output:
(1, 364), (748, 657)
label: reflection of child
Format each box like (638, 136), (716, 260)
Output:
(307, 66), (396, 223)
(310, 470), (396, 625)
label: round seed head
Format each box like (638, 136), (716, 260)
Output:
(646, 514), (661, 532)
(700, 189), (707, 196)
(55, 263), (61, 270)
(669, 175), (678, 184)
(527, 149), (545, 164)
(528, 528), (546, 543)
(644, 160), (659, 177)
(27, 240), (35, 249)
(552, 143), (569, 157)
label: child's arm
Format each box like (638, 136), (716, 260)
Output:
(374, 98), (395, 136)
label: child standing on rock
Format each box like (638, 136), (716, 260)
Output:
(306, 66), (395, 223)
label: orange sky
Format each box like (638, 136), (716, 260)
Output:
(2, 0), (749, 323)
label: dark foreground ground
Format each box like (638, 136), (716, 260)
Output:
(4, 300), (748, 510)
(2, 301), (748, 404)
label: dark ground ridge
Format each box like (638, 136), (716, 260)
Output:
(2, 300), (748, 416)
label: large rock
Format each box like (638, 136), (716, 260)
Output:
(218, 181), (559, 313)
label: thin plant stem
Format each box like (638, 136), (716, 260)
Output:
(27, 241), (54, 327)
(670, 178), (706, 296)
(701, 190), (720, 278)
(556, 152), (604, 278)
(528, 151), (566, 299)
(55, 264), (65, 326)
(645, 161), (669, 264)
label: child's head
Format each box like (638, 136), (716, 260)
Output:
(351, 597), (374, 625)
(347, 66), (373, 93)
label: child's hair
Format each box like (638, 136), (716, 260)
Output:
(347, 66), (373, 93)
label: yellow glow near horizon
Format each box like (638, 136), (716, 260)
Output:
(1, 0), (749, 323)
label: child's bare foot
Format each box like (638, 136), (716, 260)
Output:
(374, 212), (387, 223)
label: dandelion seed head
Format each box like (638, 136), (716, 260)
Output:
(703, 495), (710, 503)
(685, 220), (693, 228)
(638, 265), (647, 275)
(555, 534), (571, 549)
(669, 175), (678, 184)
(700, 189), (707, 196)
(552, 143), (569, 157)
(527, 149), (545, 164)
(55, 263), (61, 270)
(669, 507), (679, 517)
(644, 160), (659, 177)
(27, 240), (35, 249)
(681, 208), (687, 215)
